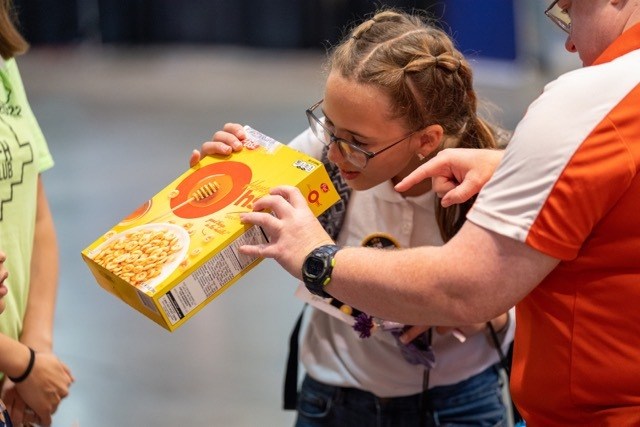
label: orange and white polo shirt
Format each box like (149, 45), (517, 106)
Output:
(468, 23), (640, 425)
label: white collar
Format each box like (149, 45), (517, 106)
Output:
(373, 180), (435, 208)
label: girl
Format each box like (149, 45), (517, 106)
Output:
(193, 9), (514, 427)
(0, 1), (74, 424)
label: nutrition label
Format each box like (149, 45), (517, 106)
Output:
(159, 225), (268, 324)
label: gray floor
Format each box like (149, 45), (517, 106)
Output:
(16, 42), (580, 426)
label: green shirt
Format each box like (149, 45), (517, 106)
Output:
(0, 57), (54, 341)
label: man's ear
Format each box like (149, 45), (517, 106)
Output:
(417, 124), (444, 158)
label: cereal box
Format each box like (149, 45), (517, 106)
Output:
(81, 126), (340, 331)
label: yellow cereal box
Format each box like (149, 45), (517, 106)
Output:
(81, 126), (340, 331)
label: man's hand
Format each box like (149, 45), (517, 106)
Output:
(395, 148), (504, 207)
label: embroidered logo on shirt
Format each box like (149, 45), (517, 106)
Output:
(361, 233), (401, 249)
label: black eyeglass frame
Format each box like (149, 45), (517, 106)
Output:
(305, 99), (419, 170)
(545, 0), (571, 34)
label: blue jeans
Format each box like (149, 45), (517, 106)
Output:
(295, 365), (507, 427)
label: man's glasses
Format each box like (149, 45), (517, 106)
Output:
(306, 100), (417, 170)
(545, 0), (571, 34)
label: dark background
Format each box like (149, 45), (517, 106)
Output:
(12, 0), (518, 60)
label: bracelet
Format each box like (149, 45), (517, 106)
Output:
(8, 347), (36, 383)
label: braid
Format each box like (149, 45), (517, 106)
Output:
(434, 115), (501, 241)
(351, 19), (376, 40)
(329, 8), (506, 242)
(404, 53), (461, 74)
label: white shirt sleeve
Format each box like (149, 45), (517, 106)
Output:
(287, 127), (325, 160)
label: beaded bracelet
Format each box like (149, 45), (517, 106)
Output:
(8, 347), (35, 383)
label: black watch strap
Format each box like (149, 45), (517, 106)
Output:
(302, 244), (340, 297)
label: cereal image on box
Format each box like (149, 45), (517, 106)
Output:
(87, 223), (189, 292)
(82, 126), (340, 331)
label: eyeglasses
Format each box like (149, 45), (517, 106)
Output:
(545, 0), (571, 34)
(306, 100), (418, 170)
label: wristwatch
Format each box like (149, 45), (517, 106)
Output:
(302, 244), (341, 297)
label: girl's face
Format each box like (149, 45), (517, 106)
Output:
(322, 72), (437, 195)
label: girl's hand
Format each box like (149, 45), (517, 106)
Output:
(8, 351), (74, 426)
(237, 185), (334, 279)
(190, 122), (246, 167)
(398, 325), (430, 344)
(1, 388), (41, 426)
(399, 312), (509, 344)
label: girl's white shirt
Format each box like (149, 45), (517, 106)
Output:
(290, 128), (515, 397)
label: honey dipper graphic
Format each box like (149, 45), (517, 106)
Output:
(150, 181), (221, 222)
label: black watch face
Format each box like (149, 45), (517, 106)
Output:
(306, 257), (325, 279)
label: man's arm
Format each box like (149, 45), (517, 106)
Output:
(239, 185), (559, 326)
(326, 220), (558, 326)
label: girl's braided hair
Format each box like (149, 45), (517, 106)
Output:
(328, 9), (507, 241)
